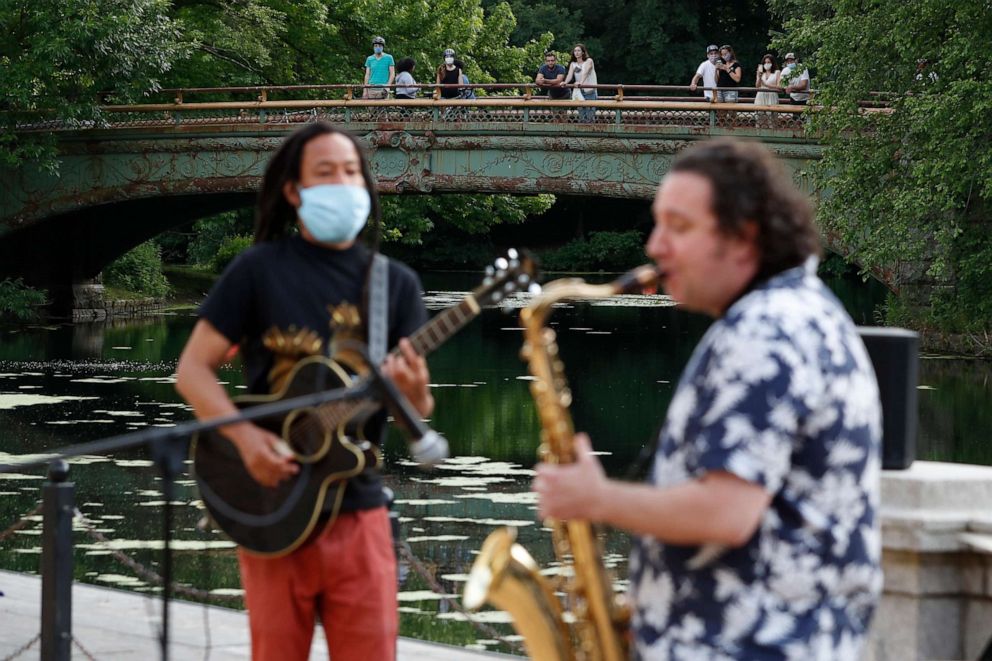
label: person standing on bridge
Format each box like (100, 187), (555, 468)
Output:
(782, 52), (812, 105)
(436, 48), (463, 100)
(176, 122), (433, 661)
(690, 44), (721, 101)
(394, 58), (419, 99)
(535, 50), (569, 100)
(563, 43), (598, 123)
(534, 138), (882, 659)
(716, 44), (743, 103)
(363, 36), (395, 99)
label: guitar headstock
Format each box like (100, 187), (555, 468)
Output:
(472, 249), (540, 306)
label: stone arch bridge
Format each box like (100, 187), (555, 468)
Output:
(0, 93), (824, 311)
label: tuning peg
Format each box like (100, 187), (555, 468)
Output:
(517, 274), (531, 286)
(495, 257), (509, 270)
(485, 265), (495, 277)
(528, 283), (542, 295)
(507, 248), (519, 260)
(491, 291), (503, 303)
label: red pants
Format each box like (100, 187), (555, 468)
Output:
(238, 507), (398, 661)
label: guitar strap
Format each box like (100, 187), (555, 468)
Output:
(367, 252), (389, 365)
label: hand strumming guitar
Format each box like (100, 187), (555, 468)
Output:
(227, 422), (299, 488)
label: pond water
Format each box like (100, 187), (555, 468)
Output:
(0, 272), (989, 652)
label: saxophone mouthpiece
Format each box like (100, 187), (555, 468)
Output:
(616, 264), (665, 295)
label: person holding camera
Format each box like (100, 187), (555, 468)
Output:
(715, 44), (742, 103)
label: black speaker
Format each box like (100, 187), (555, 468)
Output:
(857, 327), (919, 470)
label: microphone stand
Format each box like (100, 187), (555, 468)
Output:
(359, 348), (449, 468)
(0, 379), (375, 661)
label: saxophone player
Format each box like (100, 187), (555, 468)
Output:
(534, 139), (882, 659)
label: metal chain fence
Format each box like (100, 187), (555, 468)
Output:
(397, 540), (524, 654)
(0, 503), (43, 545)
(3, 502), (519, 656)
(0, 634), (39, 661)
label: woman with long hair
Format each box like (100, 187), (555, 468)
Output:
(563, 43), (598, 122)
(435, 48), (462, 100)
(176, 121), (432, 661)
(716, 44), (743, 103)
(754, 53), (781, 127)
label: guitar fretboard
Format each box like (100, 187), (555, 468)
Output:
(405, 297), (478, 357)
(308, 296), (480, 433)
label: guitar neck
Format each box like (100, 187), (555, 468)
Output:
(309, 295), (481, 431)
(398, 295), (481, 359)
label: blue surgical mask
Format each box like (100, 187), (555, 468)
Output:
(297, 184), (371, 244)
(374, 46), (383, 54)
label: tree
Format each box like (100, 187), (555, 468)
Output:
(167, 0), (550, 88)
(770, 0), (992, 334)
(0, 0), (187, 167)
(488, 0), (776, 86)
(163, 0), (557, 250)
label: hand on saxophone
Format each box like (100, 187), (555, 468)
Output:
(533, 433), (607, 521)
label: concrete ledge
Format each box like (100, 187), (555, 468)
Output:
(870, 461), (992, 660)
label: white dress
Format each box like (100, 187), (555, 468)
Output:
(755, 70), (780, 106)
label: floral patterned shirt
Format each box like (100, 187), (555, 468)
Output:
(630, 261), (882, 660)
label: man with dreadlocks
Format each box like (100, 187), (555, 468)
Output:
(176, 122), (431, 661)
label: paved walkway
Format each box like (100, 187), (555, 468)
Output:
(0, 570), (516, 660)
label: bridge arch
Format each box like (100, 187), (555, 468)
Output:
(0, 104), (825, 312)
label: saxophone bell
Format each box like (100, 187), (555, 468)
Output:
(465, 527), (574, 660)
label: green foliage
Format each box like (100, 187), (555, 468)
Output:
(103, 241), (171, 298)
(185, 210), (255, 265)
(0, 278), (47, 321)
(211, 234), (253, 273)
(770, 0), (992, 333)
(538, 230), (645, 271)
(381, 194), (555, 244)
(0, 0), (187, 167)
(488, 0), (777, 85)
(166, 0), (551, 89)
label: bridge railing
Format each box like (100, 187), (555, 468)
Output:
(19, 83), (811, 133)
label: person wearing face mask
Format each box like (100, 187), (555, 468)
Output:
(436, 48), (463, 100)
(176, 123), (431, 661)
(690, 44), (721, 101)
(754, 53), (782, 127)
(715, 44), (743, 103)
(363, 36), (395, 100)
(782, 52), (812, 105)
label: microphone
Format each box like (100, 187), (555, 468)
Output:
(367, 360), (449, 467)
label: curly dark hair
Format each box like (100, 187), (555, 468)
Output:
(396, 57), (415, 74)
(254, 122), (381, 247)
(670, 138), (820, 280)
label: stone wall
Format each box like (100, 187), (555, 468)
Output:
(868, 462), (992, 660)
(72, 298), (166, 322)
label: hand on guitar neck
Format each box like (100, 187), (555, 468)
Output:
(381, 338), (434, 419)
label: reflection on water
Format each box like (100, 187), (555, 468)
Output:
(0, 273), (990, 651)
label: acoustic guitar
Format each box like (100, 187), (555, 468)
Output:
(191, 250), (537, 556)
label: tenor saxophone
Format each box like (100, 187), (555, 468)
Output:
(464, 264), (663, 661)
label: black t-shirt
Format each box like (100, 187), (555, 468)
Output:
(199, 235), (428, 512)
(439, 66), (461, 99)
(718, 60), (742, 88)
(538, 63), (568, 99)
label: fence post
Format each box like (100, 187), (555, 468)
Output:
(41, 459), (73, 661)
